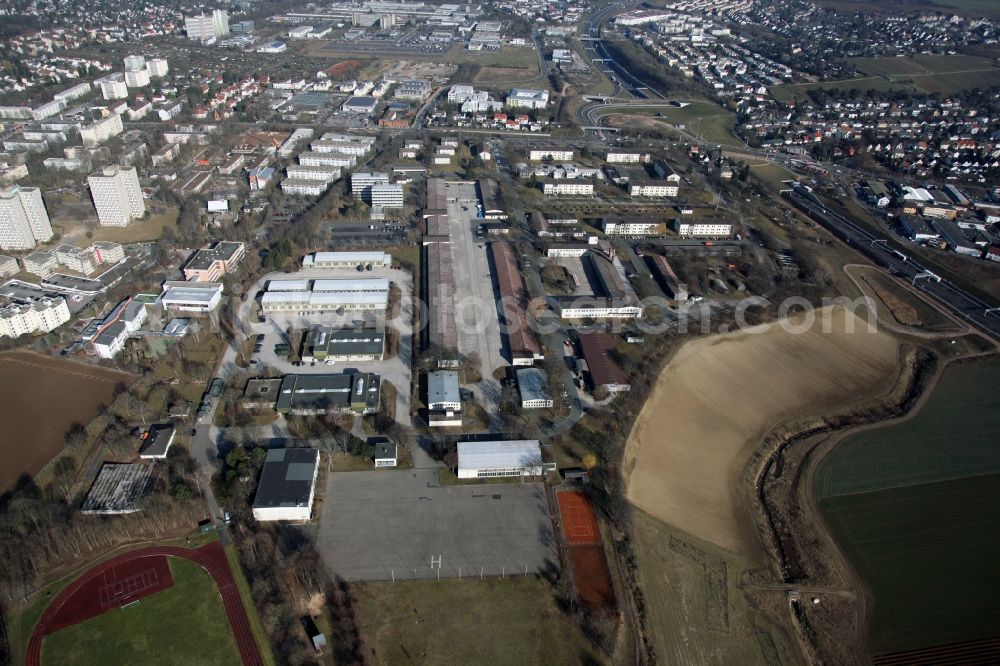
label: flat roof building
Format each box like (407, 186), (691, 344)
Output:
(457, 440), (545, 479)
(516, 368), (552, 409)
(252, 448), (319, 522)
(302, 251), (391, 269)
(182, 241), (245, 282)
(427, 370), (460, 411)
(159, 281), (224, 312)
(275, 372), (381, 415)
(300, 325), (385, 363)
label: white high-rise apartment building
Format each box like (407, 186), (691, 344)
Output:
(185, 10), (229, 41)
(124, 69), (150, 88)
(97, 74), (129, 101)
(0, 297), (70, 338)
(88, 166), (145, 227)
(80, 113), (124, 148)
(0, 185), (54, 250)
(124, 55), (146, 71)
(146, 58), (169, 78)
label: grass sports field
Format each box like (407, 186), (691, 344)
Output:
(633, 511), (797, 665)
(41, 558), (241, 666)
(625, 306), (900, 555)
(0, 352), (135, 492)
(354, 577), (605, 665)
(815, 358), (1000, 656)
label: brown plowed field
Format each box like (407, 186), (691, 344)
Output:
(0, 351), (136, 492)
(625, 307), (900, 555)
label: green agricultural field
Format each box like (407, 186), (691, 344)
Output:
(354, 577), (606, 665)
(773, 53), (1000, 101)
(815, 358), (1000, 498)
(815, 357), (1000, 656)
(819, 474), (1000, 655)
(633, 511), (797, 666)
(41, 558), (241, 666)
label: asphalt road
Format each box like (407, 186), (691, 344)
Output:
(785, 188), (1000, 340)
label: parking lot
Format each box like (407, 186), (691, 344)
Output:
(316, 466), (558, 581)
(445, 182), (508, 369)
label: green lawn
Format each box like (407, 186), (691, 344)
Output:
(819, 474), (1000, 655)
(354, 577), (605, 665)
(814, 358), (1000, 499)
(41, 558), (242, 666)
(89, 207), (179, 244)
(224, 545), (276, 666)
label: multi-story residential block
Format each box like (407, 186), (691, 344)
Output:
(506, 88), (549, 109)
(80, 114), (123, 148)
(91, 240), (124, 264)
(146, 58), (169, 78)
(0, 185), (54, 250)
(281, 179), (328, 196)
(123, 55), (146, 71)
(0, 297), (70, 338)
(672, 220), (732, 238)
(182, 241), (245, 282)
(96, 74), (129, 101)
(602, 220), (666, 236)
(87, 165), (145, 227)
(0, 255), (18, 278)
(542, 180), (594, 196)
(529, 147), (574, 161)
(607, 151), (645, 164)
(629, 181), (679, 197)
(124, 69), (150, 88)
(370, 183), (404, 209)
(351, 172), (391, 201)
(54, 244), (97, 274)
(22, 250), (57, 276)
(297, 152), (356, 168)
(285, 165), (341, 182)
(186, 10), (229, 41)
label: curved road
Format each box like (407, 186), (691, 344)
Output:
(26, 544), (264, 666)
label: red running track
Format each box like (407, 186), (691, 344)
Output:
(26, 542), (264, 666)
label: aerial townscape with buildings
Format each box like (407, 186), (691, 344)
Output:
(0, 0), (999, 664)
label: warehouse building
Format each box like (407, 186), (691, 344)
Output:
(577, 331), (631, 393)
(261, 277), (390, 312)
(648, 254), (687, 301)
(302, 251), (391, 269)
(300, 325), (385, 363)
(457, 440), (545, 479)
(516, 368), (553, 409)
(252, 448), (319, 522)
(275, 372), (381, 415)
(489, 241), (542, 365)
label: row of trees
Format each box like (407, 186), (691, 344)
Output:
(0, 446), (204, 602)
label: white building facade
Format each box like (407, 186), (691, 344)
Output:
(88, 165), (145, 226)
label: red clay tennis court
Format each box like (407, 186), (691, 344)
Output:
(570, 545), (617, 610)
(557, 491), (601, 545)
